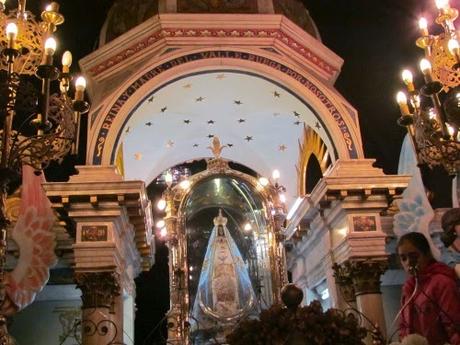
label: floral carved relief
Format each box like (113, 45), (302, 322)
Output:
(75, 272), (120, 309)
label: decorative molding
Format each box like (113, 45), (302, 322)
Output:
(43, 166), (154, 271)
(92, 51), (358, 166)
(75, 271), (120, 309)
(88, 27), (337, 78)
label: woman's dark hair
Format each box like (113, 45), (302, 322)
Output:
(397, 232), (433, 257)
(441, 208), (460, 247)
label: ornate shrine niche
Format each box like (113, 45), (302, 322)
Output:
(161, 156), (287, 344)
(177, 0), (258, 13)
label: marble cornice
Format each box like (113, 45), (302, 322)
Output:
(43, 166), (154, 271)
(80, 13), (343, 86)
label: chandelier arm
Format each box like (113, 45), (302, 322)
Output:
(40, 78), (51, 129)
(0, 59), (19, 172)
(72, 111), (81, 156)
(14, 133), (72, 171)
(430, 93), (450, 138)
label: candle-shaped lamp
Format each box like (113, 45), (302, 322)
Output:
(45, 2), (60, 12)
(61, 51), (72, 74)
(435, 0), (450, 13)
(6, 23), (18, 50)
(74, 76), (86, 101)
(420, 58), (433, 83)
(418, 17), (429, 36)
(396, 91), (411, 116)
(44, 37), (56, 65)
(402, 69), (415, 92)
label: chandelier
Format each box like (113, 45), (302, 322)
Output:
(0, 1), (89, 342)
(396, 0), (460, 175)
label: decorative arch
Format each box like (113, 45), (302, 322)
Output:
(87, 48), (363, 168)
(296, 125), (330, 195)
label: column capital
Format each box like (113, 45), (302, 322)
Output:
(75, 271), (121, 309)
(332, 262), (356, 303)
(347, 259), (388, 296)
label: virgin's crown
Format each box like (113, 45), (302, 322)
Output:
(213, 209), (228, 226)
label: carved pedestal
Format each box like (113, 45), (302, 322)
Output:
(76, 272), (121, 345)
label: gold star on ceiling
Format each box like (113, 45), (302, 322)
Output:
(216, 74), (226, 80)
(279, 144), (287, 152)
(183, 83), (192, 89)
(166, 140), (174, 148)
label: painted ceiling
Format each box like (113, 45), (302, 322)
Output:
(121, 70), (334, 204)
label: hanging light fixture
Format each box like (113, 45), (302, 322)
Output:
(396, 0), (460, 175)
(0, 1), (89, 341)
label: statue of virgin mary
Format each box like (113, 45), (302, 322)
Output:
(191, 209), (257, 342)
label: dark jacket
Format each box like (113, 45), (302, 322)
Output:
(400, 261), (460, 345)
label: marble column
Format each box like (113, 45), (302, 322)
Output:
(348, 260), (388, 339)
(75, 272), (121, 345)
